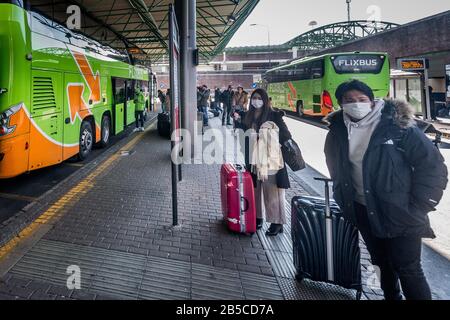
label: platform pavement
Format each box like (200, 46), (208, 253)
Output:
(0, 116), (385, 300)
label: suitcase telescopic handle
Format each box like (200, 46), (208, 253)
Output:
(314, 177), (335, 281)
(314, 177), (332, 218)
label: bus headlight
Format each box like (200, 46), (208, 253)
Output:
(0, 103), (22, 136)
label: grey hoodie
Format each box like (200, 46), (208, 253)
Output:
(343, 99), (385, 205)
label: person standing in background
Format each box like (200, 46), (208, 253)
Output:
(134, 86), (146, 132)
(158, 89), (166, 112)
(166, 88), (171, 113)
(233, 86), (249, 112)
(222, 85), (235, 126)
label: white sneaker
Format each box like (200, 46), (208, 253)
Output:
(140, 127), (145, 132)
(133, 128), (139, 132)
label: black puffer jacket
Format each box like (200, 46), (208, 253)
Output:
(324, 99), (448, 239)
(237, 109), (292, 189)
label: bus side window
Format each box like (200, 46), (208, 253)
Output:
(294, 64), (310, 81)
(126, 80), (135, 101)
(311, 60), (324, 79)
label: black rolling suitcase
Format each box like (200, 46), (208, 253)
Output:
(291, 178), (362, 299)
(157, 112), (171, 138)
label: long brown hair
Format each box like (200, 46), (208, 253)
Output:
(243, 88), (273, 131)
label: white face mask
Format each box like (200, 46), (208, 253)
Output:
(252, 99), (264, 109)
(341, 102), (372, 120)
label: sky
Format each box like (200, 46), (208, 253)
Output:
(227, 0), (450, 48)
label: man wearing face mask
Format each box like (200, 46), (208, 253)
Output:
(324, 80), (448, 300)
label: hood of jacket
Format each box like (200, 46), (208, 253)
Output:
(325, 98), (416, 130)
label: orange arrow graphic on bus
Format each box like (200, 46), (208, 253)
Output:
(67, 84), (101, 141)
(67, 84), (92, 123)
(72, 51), (101, 103)
(287, 82), (297, 111)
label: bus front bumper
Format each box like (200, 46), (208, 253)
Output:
(0, 134), (29, 179)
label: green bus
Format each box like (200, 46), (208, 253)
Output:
(263, 52), (390, 117)
(0, 1), (152, 178)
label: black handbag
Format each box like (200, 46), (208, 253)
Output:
(281, 139), (306, 172)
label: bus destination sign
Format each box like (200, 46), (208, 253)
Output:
(399, 58), (429, 71)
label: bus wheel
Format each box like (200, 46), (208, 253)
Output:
(296, 101), (304, 117)
(78, 121), (93, 161)
(99, 115), (111, 148)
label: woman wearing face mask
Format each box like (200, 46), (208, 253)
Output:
(324, 80), (448, 300)
(234, 88), (293, 236)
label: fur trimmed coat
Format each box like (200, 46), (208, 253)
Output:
(324, 99), (448, 239)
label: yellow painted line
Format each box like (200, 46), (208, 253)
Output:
(0, 122), (156, 260)
(0, 193), (37, 202)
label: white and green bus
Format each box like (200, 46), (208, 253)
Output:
(263, 52), (390, 117)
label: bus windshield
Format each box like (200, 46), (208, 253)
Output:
(0, 0), (24, 8)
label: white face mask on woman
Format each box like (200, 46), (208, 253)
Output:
(341, 102), (372, 120)
(252, 99), (264, 109)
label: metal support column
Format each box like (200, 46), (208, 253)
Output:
(175, 0), (197, 158)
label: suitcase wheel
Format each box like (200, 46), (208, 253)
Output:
(356, 290), (363, 301)
(295, 273), (305, 283)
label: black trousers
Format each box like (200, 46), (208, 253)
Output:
(222, 103), (232, 125)
(135, 111), (144, 128)
(354, 202), (432, 300)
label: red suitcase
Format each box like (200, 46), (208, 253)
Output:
(220, 164), (257, 234)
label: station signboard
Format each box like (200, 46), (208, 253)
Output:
(399, 58), (429, 72)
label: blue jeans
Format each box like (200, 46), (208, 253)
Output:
(199, 106), (208, 125)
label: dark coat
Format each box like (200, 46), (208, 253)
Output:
(197, 89), (210, 107)
(214, 89), (222, 102)
(237, 109), (292, 189)
(222, 89), (234, 107)
(324, 99), (448, 239)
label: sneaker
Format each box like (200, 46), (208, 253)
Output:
(133, 128), (139, 132)
(140, 127), (145, 132)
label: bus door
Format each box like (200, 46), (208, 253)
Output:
(310, 60), (325, 115)
(293, 64), (313, 114)
(112, 78), (125, 134)
(29, 70), (64, 170)
(125, 80), (135, 126)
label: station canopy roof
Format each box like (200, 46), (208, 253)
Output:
(27, 0), (260, 66)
